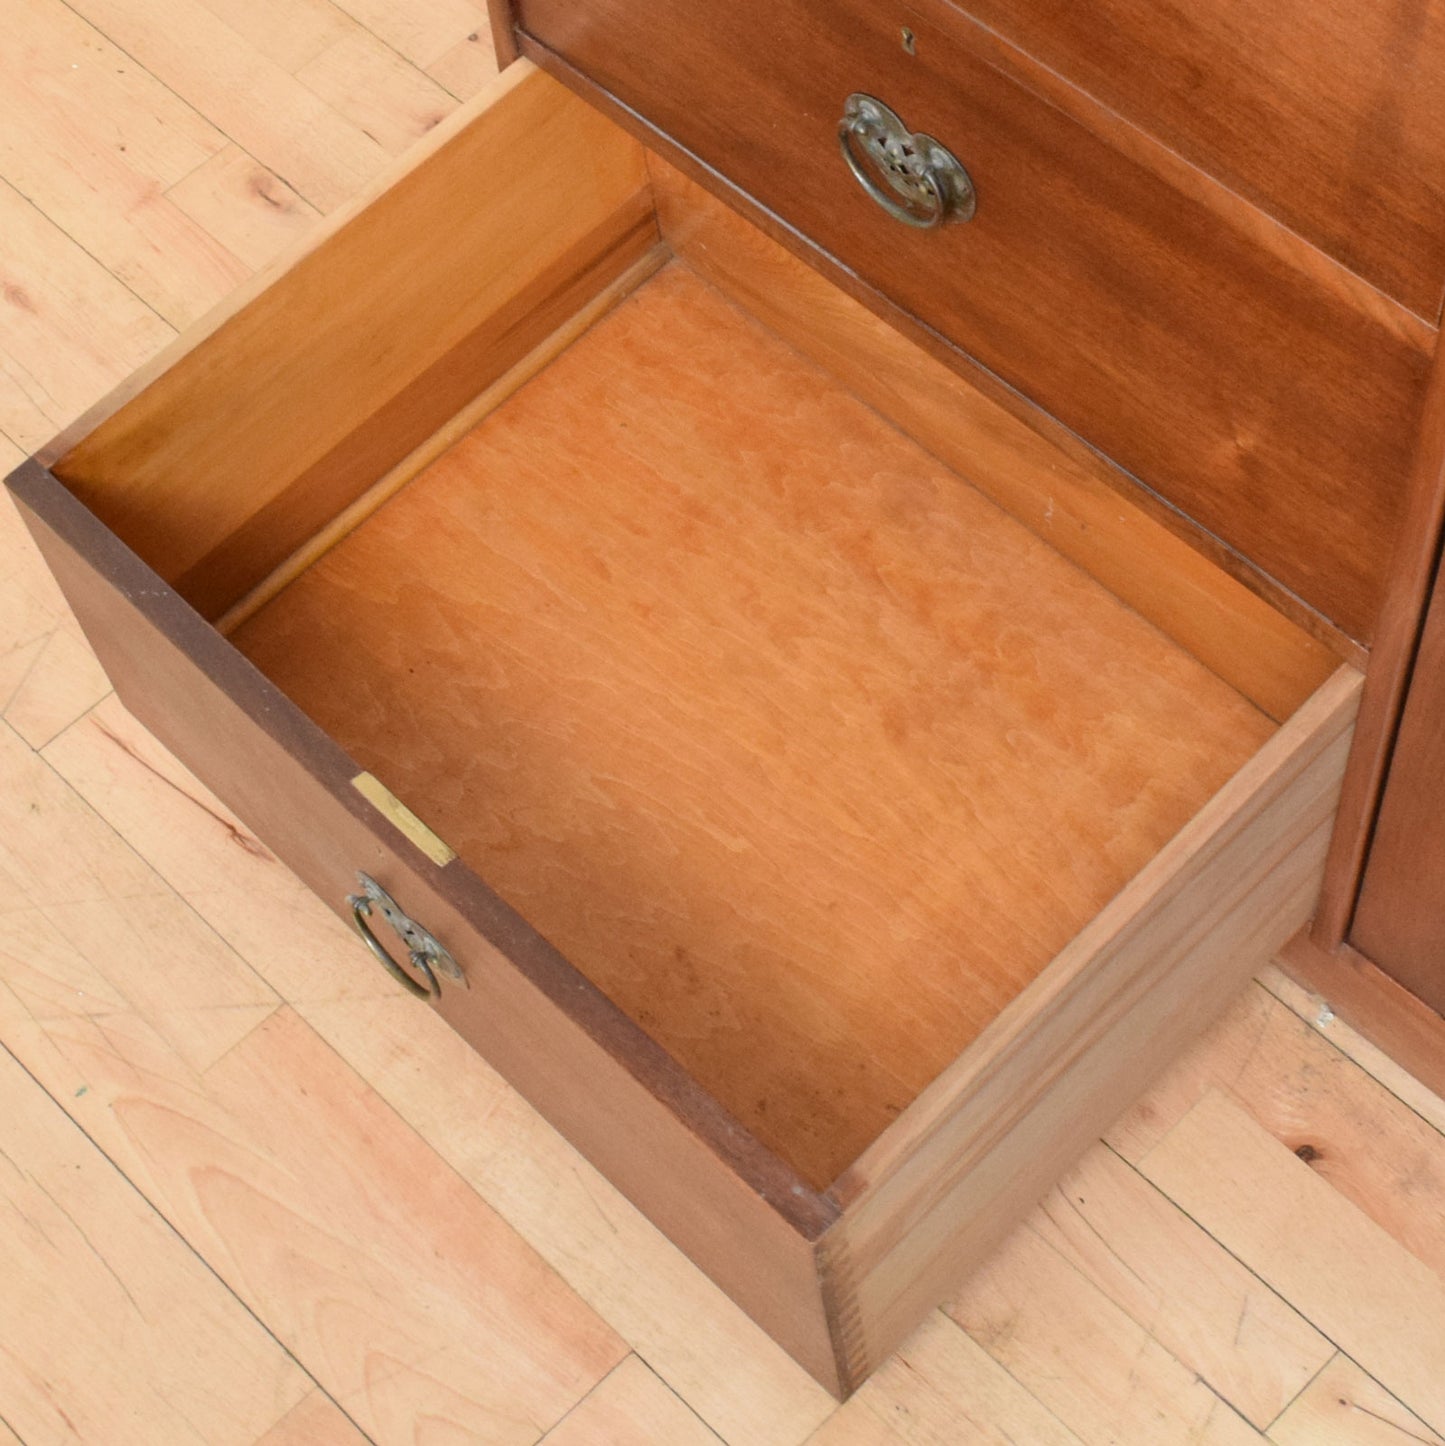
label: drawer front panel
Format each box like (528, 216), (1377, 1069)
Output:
(5, 460), (843, 1394)
(516, 0), (1431, 644)
(952, 0), (1445, 321)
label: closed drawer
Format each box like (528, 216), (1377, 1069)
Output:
(514, 0), (1434, 646)
(7, 62), (1362, 1398)
(946, 0), (1445, 320)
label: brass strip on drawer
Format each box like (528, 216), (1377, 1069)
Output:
(350, 772), (457, 867)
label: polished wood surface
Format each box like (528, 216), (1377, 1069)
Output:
(649, 155), (1341, 722)
(50, 63), (656, 621)
(1352, 554), (1445, 1012)
(1314, 336), (1445, 948)
(5, 3), (1445, 1432)
(516, 0), (1433, 644)
(826, 668), (1359, 1383)
(232, 262), (1274, 1188)
(214, 242), (668, 636)
(958, 0), (1445, 320)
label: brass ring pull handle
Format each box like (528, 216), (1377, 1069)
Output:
(350, 894), (438, 998)
(346, 872), (465, 999)
(838, 94), (976, 229)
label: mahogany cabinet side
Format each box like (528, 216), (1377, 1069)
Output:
(1351, 554), (1445, 1014)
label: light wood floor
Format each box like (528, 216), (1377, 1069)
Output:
(2, 4), (1444, 1441)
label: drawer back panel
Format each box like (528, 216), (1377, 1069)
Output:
(515, 0), (1435, 645)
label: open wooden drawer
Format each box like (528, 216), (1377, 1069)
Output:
(6, 62), (1362, 1398)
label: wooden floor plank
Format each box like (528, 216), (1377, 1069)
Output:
(295, 29), (457, 155)
(0, 722), (280, 1076)
(42, 695), (436, 1010)
(806, 1313), (1083, 1446)
(254, 1388), (372, 1445)
(190, 0), (356, 74)
(948, 1224), (1264, 1445)
(303, 993), (838, 1446)
(2, 619), (110, 749)
(1258, 961), (1445, 1139)
(42, 696), (843, 1446)
(0, 989), (628, 1443)
(1269, 1354), (1444, 1446)
(541, 1356), (721, 1446)
(67, 0), (391, 211)
(1, 0), (248, 327)
(0, 178), (174, 451)
(0, 718), (627, 1444)
(1110, 982), (1445, 1283)
(165, 144), (322, 273)
(427, 29), (500, 100)
(7, 0), (226, 187)
(1140, 1091), (1445, 1439)
(0, 1043), (316, 1444)
(326, 0), (488, 70)
(0, 471), (67, 618)
(1030, 1144), (1333, 1427)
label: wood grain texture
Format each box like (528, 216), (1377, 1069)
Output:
(0, 709), (625, 1442)
(39, 694), (838, 1442)
(232, 262), (1273, 1188)
(650, 156), (1341, 721)
(7, 458), (845, 1396)
(807, 1311), (1084, 1446)
(1139, 1091), (1445, 1439)
(1109, 977), (1445, 1287)
(1352, 551), (1445, 1008)
(823, 667), (1359, 1386)
(181, 0), (352, 73)
(541, 1357), (719, 1445)
(0, 1042), (319, 1445)
(213, 241), (667, 636)
(516, 0), (1432, 643)
(327, 0), (483, 71)
(487, 0), (521, 67)
(1, 615), (111, 749)
(956, 0), (1445, 320)
(20, 0), (1445, 1430)
(166, 145), (322, 272)
(1273, 941), (1445, 1131)
(0, 178), (175, 453)
(1029, 1147), (1331, 1428)
(1, 1001), (628, 1441)
(254, 1389), (372, 1445)
(1, 0), (248, 328)
(1270, 1354), (1445, 1446)
(51, 62), (655, 620)
(1314, 327), (1445, 949)
(66, 0), (389, 211)
(949, 1227), (1263, 1445)
(295, 28), (457, 157)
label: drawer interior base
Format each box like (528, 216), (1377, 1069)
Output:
(229, 261), (1275, 1187)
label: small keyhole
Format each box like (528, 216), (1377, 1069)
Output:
(901, 26), (916, 54)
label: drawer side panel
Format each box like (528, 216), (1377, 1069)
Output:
(5, 459), (844, 1396)
(823, 667), (1362, 1388)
